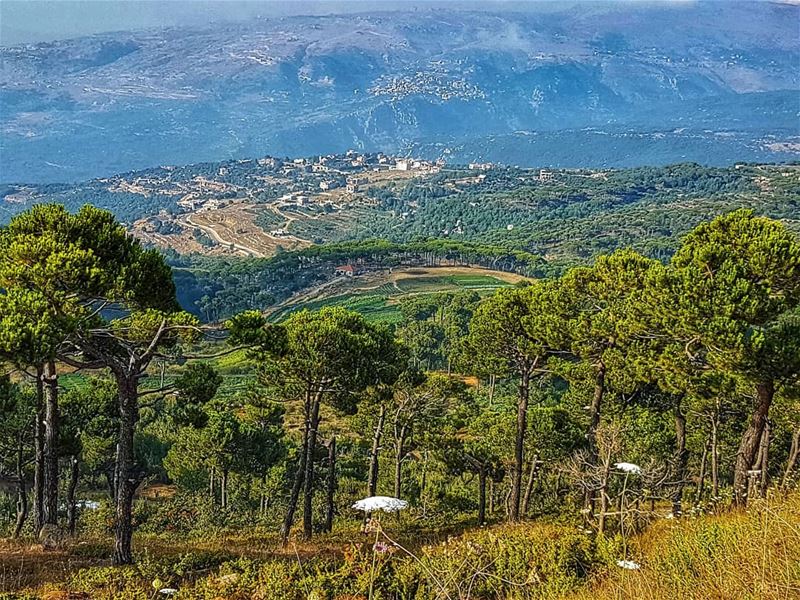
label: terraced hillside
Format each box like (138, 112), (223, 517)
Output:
(267, 266), (525, 323)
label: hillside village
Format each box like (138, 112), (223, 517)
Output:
(5, 152), (568, 258)
(128, 153), (452, 256)
(116, 153), (444, 212)
(127, 154), (570, 257)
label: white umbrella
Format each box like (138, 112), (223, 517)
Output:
(614, 462), (642, 475)
(352, 495), (408, 513)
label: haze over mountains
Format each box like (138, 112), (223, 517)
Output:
(1, 1), (798, 183)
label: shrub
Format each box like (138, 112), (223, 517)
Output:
(397, 523), (609, 599)
(66, 566), (148, 600)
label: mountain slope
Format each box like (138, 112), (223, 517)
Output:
(1, 2), (799, 182)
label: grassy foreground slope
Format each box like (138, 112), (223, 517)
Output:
(577, 493), (800, 600)
(7, 491), (797, 599)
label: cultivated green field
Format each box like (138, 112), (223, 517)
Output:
(270, 272), (514, 323)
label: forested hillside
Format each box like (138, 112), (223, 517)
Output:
(162, 162), (800, 320)
(8, 159), (793, 321)
(1, 205), (799, 598)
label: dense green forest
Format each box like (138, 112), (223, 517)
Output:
(1, 203), (799, 598)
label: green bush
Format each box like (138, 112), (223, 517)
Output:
(167, 522), (611, 599)
(67, 565), (149, 599)
(401, 523), (609, 599)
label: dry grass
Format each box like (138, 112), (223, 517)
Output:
(0, 537), (108, 594)
(186, 202), (310, 257)
(3, 492), (798, 599)
(575, 491), (800, 600)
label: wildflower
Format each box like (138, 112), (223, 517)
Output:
(616, 559), (641, 570)
(614, 462), (642, 475)
(364, 517), (381, 533)
(352, 495), (408, 513)
(373, 541), (391, 553)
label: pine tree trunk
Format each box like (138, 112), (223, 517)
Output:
(260, 474), (270, 517)
(42, 360), (59, 527)
(33, 367), (45, 534)
(696, 437), (709, 503)
(598, 459), (611, 535)
(367, 404), (385, 497)
(588, 363), (605, 456)
(478, 466), (487, 525)
(13, 435), (28, 539)
(221, 468), (229, 510)
(302, 396), (321, 540)
(324, 437), (336, 533)
(420, 450), (428, 516)
(553, 472), (562, 504)
(510, 369), (530, 522)
(67, 455), (79, 536)
(280, 423), (307, 547)
(13, 480), (28, 539)
(781, 427), (800, 487)
(105, 467), (116, 500)
(585, 362), (605, 512)
(522, 454), (539, 515)
(394, 430), (407, 499)
(113, 373), (140, 566)
(671, 403), (688, 517)
(733, 380), (774, 506)
(758, 420), (770, 498)
(259, 482), (265, 516)
(748, 441), (764, 501)
(711, 413), (720, 499)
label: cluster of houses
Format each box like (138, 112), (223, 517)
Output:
(263, 152), (446, 210)
(278, 192), (310, 206)
(294, 151), (443, 176)
(107, 175), (240, 213)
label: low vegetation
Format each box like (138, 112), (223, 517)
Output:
(1, 204), (800, 598)
(2, 491), (797, 598)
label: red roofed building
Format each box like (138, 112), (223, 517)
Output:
(335, 264), (356, 277)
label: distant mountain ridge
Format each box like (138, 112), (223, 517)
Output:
(1, 2), (798, 182)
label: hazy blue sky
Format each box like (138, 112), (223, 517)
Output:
(0, 0), (586, 46)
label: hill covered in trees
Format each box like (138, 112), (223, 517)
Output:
(6, 158), (796, 321)
(171, 161), (800, 320)
(1, 204), (799, 598)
